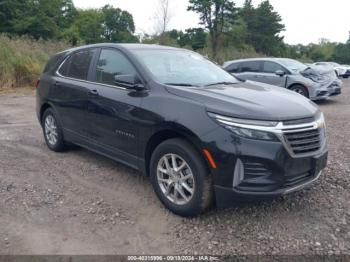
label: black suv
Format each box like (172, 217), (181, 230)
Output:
(36, 44), (328, 217)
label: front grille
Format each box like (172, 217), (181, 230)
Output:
(284, 129), (321, 155)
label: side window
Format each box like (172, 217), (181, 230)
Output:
(96, 49), (137, 86)
(240, 61), (261, 73)
(58, 50), (95, 80)
(263, 61), (285, 73)
(227, 63), (239, 73)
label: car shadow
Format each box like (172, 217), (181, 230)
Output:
(314, 98), (338, 106)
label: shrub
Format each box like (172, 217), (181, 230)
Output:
(0, 34), (70, 88)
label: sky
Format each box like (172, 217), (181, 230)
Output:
(72, 0), (350, 45)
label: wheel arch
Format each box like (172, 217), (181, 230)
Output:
(40, 103), (52, 124)
(143, 126), (209, 177)
(287, 83), (310, 98)
(39, 102), (62, 126)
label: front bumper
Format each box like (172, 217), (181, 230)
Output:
(309, 79), (342, 100)
(201, 121), (328, 209)
(341, 70), (350, 78)
(214, 152), (327, 209)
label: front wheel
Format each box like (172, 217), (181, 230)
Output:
(150, 138), (213, 217)
(290, 85), (309, 98)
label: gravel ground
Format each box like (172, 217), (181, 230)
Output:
(0, 80), (349, 255)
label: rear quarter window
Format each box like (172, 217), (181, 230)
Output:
(58, 49), (95, 80)
(43, 53), (66, 74)
(226, 63), (240, 73)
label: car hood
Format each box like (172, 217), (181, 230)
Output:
(307, 65), (337, 76)
(166, 81), (318, 121)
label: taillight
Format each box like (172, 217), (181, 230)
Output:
(35, 79), (40, 89)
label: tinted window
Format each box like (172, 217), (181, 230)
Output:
(44, 53), (66, 74)
(240, 61), (261, 73)
(96, 49), (137, 86)
(58, 50), (94, 80)
(227, 63), (240, 73)
(58, 57), (70, 76)
(263, 61), (285, 73)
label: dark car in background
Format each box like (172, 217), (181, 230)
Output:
(36, 44), (328, 216)
(223, 58), (342, 100)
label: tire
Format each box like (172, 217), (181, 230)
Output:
(290, 85), (309, 98)
(42, 108), (66, 152)
(150, 138), (213, 217)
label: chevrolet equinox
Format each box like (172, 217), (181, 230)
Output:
(36, 44), (328, 217)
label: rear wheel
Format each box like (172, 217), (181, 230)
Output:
(42, 108), (66, 152)
(150, 138), (213, 217)
(290, 85), (309, 98)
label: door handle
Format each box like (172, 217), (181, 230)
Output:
(88, 89), (99, 97)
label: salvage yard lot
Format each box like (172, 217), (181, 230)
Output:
(0, 81), (349, 255)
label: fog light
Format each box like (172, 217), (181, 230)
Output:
(233, 158), (244, 187)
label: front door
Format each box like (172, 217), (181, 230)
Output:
(86, 48), (143, 167)
(259, 61), (288, 87)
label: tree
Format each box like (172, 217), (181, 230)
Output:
(68, 9), (104, 44)
(0, 0), (27, 33)
(223, 17), (248, 49)
(154, 0), (173, 38)
(182, 28), (208, 50)
(240, 0), (285, 56)
(102, 5), (138, 43)
(0, 0), (77, 40)
(188, 0), (236, 59)
(332, 42), (350, 64)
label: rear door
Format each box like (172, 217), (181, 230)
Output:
(237, 61), (263, 81)
(85, 48), (144, 167)
(51, 49), (97, 138)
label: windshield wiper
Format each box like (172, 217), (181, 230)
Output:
(204, 81), (237, 87)
(164, 83), (197, 87)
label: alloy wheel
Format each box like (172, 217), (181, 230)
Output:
(44, 115), (58, 146)
(293, 87), (306, 96)
(156, 153), (195, 205)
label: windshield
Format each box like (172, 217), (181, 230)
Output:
(277, 58), (308, 72)
(132, 49), (238, 86)
(329, 62), (340, 67)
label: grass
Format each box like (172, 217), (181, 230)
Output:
(0, 34), (70, 89)
(0, 34), (262, 89)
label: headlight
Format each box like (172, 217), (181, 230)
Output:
(208, 112), (279, 141)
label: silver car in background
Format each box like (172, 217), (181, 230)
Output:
(223, 58), (342, 100)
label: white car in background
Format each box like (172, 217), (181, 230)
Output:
(313, 62), (349, 78)
(341, 65), (350, 78)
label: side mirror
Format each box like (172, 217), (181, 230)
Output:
(114, 74), (145, 91)
(275, 70), (286, 77)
